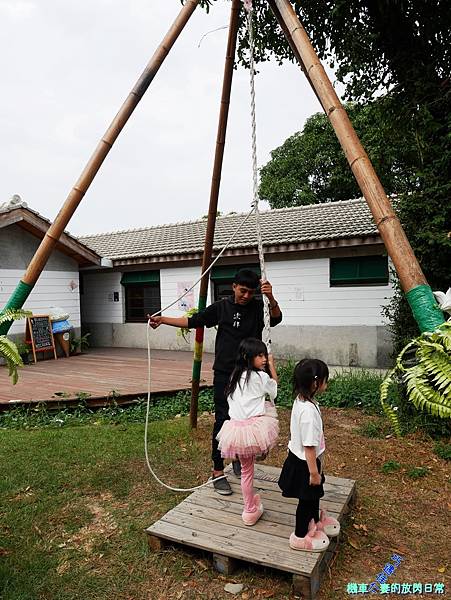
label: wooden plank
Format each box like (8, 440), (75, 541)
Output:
(184, 492), (299, 527)
(0, 347), (214, 405)
(175, 498), (294, 539)
(252, 464), (356, 490)
(159, 507), (318, 572)
(224, 481), (346, 516)
(188, 485), (342, 520)
(227, 473), (352, 504)
(147, 519), (317, 575)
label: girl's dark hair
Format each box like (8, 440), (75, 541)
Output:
(293, 358), (329, 401)
(226, 337), (269, 397)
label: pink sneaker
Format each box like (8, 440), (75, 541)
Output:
(316, 509), (340, 537)
(289, 519), (330, 552)
(242, 494), (264, 526)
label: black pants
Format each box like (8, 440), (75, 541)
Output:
(211, 371), (231, 471)
(295, 498), (320, 538)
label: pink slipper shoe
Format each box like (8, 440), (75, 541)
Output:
(289, 519), (330, 552)
(242, 494), (264, 526)
(316, 509), (340, 537)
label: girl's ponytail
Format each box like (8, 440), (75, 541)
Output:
(293, 358), (329, 400)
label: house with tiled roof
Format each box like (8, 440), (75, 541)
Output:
(0, 197), (102, 340)
(78, 198), (394, 367)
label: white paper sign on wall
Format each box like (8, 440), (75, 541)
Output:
(177, 282), (195, 311)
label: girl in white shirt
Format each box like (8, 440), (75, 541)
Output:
(217, 338), (279, 526)
(278, 358), (340, 551)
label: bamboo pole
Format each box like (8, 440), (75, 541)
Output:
(269, 0), (444, 333)
(266, 0), (324, 112)
(189, 0), (241, 429)
(0, 0), (200, 335)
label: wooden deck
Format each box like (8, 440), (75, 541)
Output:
(147, 464), (356, 599)
(0, 348), (213, 407)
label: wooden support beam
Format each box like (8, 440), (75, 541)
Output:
(189, 0), (241, 429)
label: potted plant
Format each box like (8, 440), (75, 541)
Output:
(15, 341), (32, 365)
(69, 331), (91, 355)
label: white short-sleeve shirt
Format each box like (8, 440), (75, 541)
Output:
(288, 397), (325, 460)
(227, 370), (277, 420)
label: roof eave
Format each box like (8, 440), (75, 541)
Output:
(0, 208), (102, 267)
(107, 234), (382, 267)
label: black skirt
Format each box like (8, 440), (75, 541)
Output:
(278, 450), (325, 501)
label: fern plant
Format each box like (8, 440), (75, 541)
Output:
(381, 321), (451, 436)
(0, 309), (32, 384)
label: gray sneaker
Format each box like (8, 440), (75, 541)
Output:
(212, 475), (233, 495)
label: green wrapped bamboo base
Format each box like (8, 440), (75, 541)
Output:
(0, 280), (33, 335)
(406, 284), (445, 334)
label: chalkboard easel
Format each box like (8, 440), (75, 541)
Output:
(25, 315), (57, 363)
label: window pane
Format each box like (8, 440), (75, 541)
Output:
(125, 283), (161, 322)
(330, 256), (388, 286)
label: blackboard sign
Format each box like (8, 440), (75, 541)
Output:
(26, 315), (57, 363)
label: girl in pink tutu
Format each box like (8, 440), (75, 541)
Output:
(217, 338), (279, 526)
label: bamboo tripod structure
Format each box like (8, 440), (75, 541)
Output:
(1, 1), (444, 429)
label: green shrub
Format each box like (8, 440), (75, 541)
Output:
(357, 420), (390, 439)
(275, 359), (296, 408)
(319, 369), (385, 413)
(381, 460), (401, 474)
(433, 442), (451, 461)
(407, 466), (429, 479)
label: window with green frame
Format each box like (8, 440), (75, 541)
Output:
(210, 264), (261, 301)
(330, 255), (389, 287)
(121, 271), (161, 322)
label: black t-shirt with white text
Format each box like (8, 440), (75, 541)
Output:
(187, 296), (282, 374)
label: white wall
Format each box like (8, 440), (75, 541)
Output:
(80, 258), (394, 366)
(0, 269), (81, 335)
(81, 271), (123, 323)
(81, 257), (393, 328)
(265, 258), (393, 326)
(160, 265), (205, 317)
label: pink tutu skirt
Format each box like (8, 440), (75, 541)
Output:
(217, 402), (279, 459)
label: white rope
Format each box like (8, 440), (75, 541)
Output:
(144, 204), (257, 492)
(244, 1), (271, 352)
(143, 0), (272, 492)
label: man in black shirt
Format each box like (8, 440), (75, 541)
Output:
(148, 269), (282, 494)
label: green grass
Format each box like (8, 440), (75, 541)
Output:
(433, 441), (451, 461)
(0, 389), (215, 430)
(381, 460), (401, 474)
(357, 419), (391, 439)
(406, 466), (430, 479)
(0, 420), (207, 600)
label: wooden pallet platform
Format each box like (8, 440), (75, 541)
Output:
(146, 463), (356, 599)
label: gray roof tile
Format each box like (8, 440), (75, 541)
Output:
(78, 198), (378, 260)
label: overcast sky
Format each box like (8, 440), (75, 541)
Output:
(0, 0), (331, 236)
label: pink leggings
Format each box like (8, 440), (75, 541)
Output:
(239, 455), (258, 513)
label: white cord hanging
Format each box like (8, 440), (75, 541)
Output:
(143, 0), (272, 491)
(244, 0), (272, 352)
(144, 204), (257, 492)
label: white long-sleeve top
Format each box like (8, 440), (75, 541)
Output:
(227, 370), (277, 420)
(288, 397), (326, 460)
